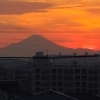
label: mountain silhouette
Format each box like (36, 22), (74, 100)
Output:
(0, 35), (96, 57)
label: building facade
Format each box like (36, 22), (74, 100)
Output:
(31, 54), (100, 95)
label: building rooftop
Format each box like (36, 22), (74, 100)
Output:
(15, 89), (77, 100)
(14, 89), (100, 100)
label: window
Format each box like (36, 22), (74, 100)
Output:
(75, 76), (80, 81)
(41, 76), (45, 80)
(35, 81), (40, 86)
(41, 82), (47, 86)
(58, 75), (63, 80)
(82, 89), (87, 93)
(82, 76), (87, 81)
(64, 76), (68, 80)
(75, 69), (80, 74)
(64, 69), (68, 74)
(52, 69), (57, 74)
(94, 89), (98, 94)
(88, 76), (93, 81)
(69, 82), (74, 87)
(52, 82), (57, 87)
(64, 89), (70, 93)
(52, 75), (57, 80)
(35, 88), (40, 93)
(58, 88), (63, 92)
(64, 82), (68, 87)
(58, 69), (63, 74)
(82, 69), (87, 74)
(94, 69), (98, 75)
(58, 82), (63, 87)
(69, 69), (74, 74)
(94, 76), (98, 81)
(35, 75), (40, 80)
(88, 82), (93, 88)
(46, 75), (50, 80)
(35, 69), (40, 74)
(45, 69), (50, 74)
(41, 75), (50, 80)
(88, 70), (93, 74)
(88, 89), (93, 94)
(34, 65), (37, 67)
(41, 69), (46, 74)
(82, 82), (87, 87)
(75, 82), (80, 87)
(75, 89), (80, 93)
(3, 78), (8, 80)
(94, 83), (98, 88)
(69, 76), (74, 81)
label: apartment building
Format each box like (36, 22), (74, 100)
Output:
(31, 52), (100, 95)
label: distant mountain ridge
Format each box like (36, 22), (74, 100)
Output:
(0, 35), (97, 57)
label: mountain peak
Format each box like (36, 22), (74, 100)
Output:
(25, 34), (47, 41)
(0, 35), (96, 57)
(31, 34), (43, 37)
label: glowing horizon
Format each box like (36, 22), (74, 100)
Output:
(0, 0), (100, 50)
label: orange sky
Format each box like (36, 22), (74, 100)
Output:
(0, 0), (100, 50)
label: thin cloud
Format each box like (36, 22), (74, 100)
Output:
(85, 8), (100, 15)
(0, 0), (54, 14)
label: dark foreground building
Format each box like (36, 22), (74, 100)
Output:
(0, 80), (19, 92)
(0, 80), (19, 99)
(31, 53), (100, 95)
(15, 89), (77, 100)
(14, 89), (100, 100)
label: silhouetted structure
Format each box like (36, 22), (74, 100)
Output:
(31, 52), (100, 96)
(1, 52), (100, 100)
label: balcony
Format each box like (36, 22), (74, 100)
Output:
(75, 76), (80, 81)
(58, 69), (63, 74)
(52, 75), (57, 80)
(52, 69), (57, 74)
(82, 76), (87, 81)
(58, 82), (63, 87)
(82, 82), (87, 88)
(82, 69), (87, 74)
(41, 75), (50, 80)
(35, 69), (40, 74)
(58, 75), (63, 80)
(75, 82), (80, 87)
(35, 81), (40, 86)
(52, 82), (57, 87)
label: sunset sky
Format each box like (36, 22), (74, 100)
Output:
(0, 0), (100, 50)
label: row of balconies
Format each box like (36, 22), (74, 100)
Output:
(34, 81), (99, 88)
(35, 69), (99, 75)
(34, 87), (99, 94)
(34, 75), (99, 81)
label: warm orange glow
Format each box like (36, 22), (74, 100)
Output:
(0, 0), (100, 50)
